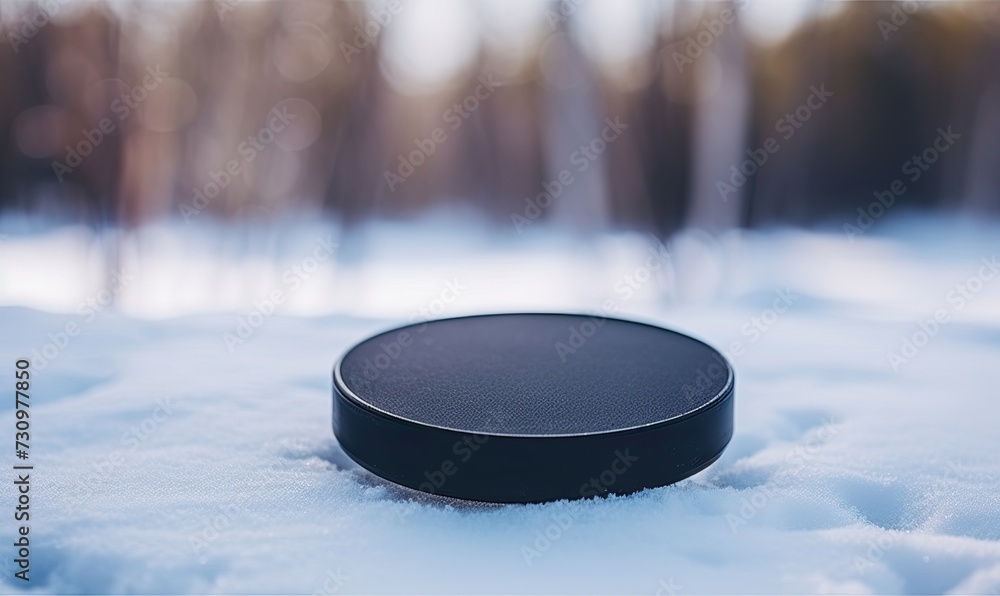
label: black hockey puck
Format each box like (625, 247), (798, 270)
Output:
(332, 313), (734, 503)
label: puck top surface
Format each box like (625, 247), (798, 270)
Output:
(337, 314), (731, 436)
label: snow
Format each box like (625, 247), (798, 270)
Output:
(1, 214), (999, 594)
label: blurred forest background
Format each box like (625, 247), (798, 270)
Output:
(1, 0), (999, 235)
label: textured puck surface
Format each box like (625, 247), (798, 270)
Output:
(333, 313), (734, 503)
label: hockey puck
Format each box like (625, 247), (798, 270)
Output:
(332, 313), (734, 503)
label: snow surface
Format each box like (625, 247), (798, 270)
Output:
(1, 215), (999, 594)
